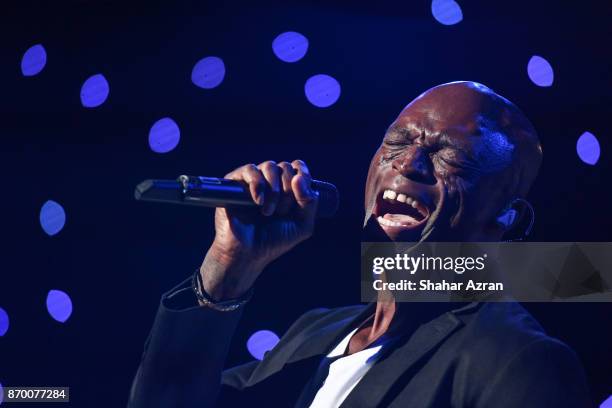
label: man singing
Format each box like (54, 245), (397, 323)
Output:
(129, 81), (591, 407)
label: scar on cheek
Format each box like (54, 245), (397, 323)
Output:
(476, 129), (515, 172)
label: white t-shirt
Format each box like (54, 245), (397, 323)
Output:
(308, 328), (391, 408)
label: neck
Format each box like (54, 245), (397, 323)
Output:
(372, 290), (461, 338)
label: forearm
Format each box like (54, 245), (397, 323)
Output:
(128, 277), (244, 408)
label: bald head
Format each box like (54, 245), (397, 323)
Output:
(364, 81), (543, 242)
(400, 81), (542, 197)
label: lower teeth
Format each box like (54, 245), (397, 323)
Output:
(377, 216), (409, 227)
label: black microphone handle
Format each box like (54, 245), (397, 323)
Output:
(134, 176), (339, 218)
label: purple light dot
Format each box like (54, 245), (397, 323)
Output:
(21, 44), (47, 76)
(304, 74), (341, 108)
(0, 307), (9, 336)
(149, 117), (180, 153)
(576, 131), (600, 165)
(527, 56), (554, 87)
(46, 290), (73, 323)
(431, 0), (463, 26)
(247, 330), (280, 360)
(80, 74), (110, 108)
(40, 200), (66, 236)
(601, 395), (612, 408)
(272, 31), (309, 63)
(191, 56), (225, 89)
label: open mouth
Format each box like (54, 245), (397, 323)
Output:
(373, 189), (430, 232)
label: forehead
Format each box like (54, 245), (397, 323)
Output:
(389, 104), (516, 171)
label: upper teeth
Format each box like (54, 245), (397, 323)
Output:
(382, 189), (424, 212)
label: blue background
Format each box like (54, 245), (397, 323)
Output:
(0, 0), (610, 405)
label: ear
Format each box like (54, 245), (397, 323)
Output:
(495, 198), (535, 239)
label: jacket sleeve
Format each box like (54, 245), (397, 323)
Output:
(476, 337), (592, 408)
(128, 277), (245, 408)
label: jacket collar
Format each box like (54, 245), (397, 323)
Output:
(245, 302), (481, 393)
(339, 306), (467, 407)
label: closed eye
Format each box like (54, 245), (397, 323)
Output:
(432, 149), (481, 176)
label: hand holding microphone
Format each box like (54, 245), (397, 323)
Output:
(137, 160), (328, 301)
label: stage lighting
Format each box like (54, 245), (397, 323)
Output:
(21, 44), (47, 77)
(431, 0), (463, 26)
(527, 56), (554, 87)
(46, 290), (73, 323)
(0, 307), (8, 336)
(80, 74), (110, 108)
(40, 200), (66, 236)
(247, 330), (280, 360)
(191, 56), (225, 89)
(272, 31), (309, 63)
(601, 395), (612, 408)
(576, 131), (600, 165)
(304, 74), (341, 108)
(148, 117), (180, 153)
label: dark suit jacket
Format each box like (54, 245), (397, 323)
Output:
(128, 278), (592, 407)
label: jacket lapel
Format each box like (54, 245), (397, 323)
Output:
(245, 304), (375, 387)
(339, 309), (465, 408)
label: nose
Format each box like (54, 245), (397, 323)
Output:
(391, 145), (436, 184)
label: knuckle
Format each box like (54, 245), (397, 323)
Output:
(245, 163), (258, 172)
(260, 160), (277, 169)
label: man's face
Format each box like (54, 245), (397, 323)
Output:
(363, 82), (520, 242)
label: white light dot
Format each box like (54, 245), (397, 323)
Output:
(527, 56), (554, 87)
(304, 74), (341, 108)
(0, 307), (9, 336)
(40, 200), (66, 236)
(247, 330), (280, 360)
(21, 44), (47, 76)
(272, 32), (309, 63)
(576, 131), (600, 166)
(431, 0), (463, 26)
(191, 56), (225, 89)
(46, 290), (73, 323)
(149, 117), (180, 153)
(80, 74), (110, 108)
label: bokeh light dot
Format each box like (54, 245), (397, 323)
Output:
(191, 56), (225, 89)
(21, 44), (47, 76)
(149, 117), (180, 153)
(601, 395), (612, 408)
(576, 131), (600, 165)
(40, 200), (66, 236)
(46, 290), (73, 323)
(247, 330), (280, 360)
(431, 0), (463, 26)
(272, 31), (309, 63)
(527, 56), (554, 87)
(0, 307), (9, 336)
(304, 74), (341, 108)
(80, 74), (110, 108)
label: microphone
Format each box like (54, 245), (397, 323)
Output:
(134, 175), (339, 218)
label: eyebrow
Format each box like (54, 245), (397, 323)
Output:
(387, 124), (470, 155)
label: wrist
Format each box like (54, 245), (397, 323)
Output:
(201, 244), (264, 302)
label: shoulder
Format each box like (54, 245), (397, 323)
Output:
(455, 303), (591, 407)
(457, 302), (554, 357)
(284, 304), (367, 335)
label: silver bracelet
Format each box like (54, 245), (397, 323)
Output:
(192, 268), (253, 312)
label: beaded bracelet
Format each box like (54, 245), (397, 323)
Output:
(192, 268), (253, 312)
